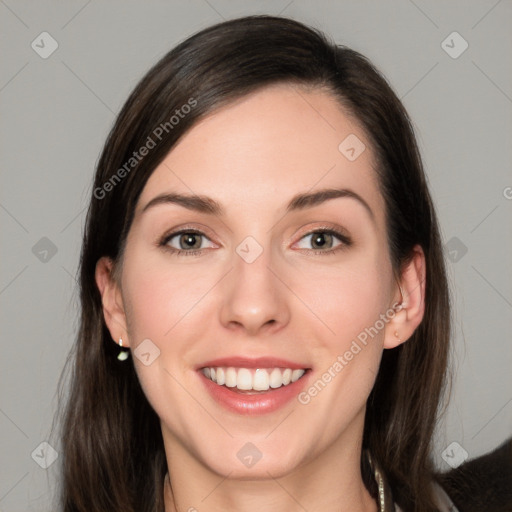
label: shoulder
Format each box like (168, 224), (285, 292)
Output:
(434, 437), (512, 512)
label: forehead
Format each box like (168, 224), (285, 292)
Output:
(135, 83), (384, 223)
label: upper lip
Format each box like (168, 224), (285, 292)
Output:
(197, 356), (310, 370)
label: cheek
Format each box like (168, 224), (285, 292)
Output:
(290, 251), (391, 346)
(121, 256), (212, 425)
(121, 251), (221, 398)
(294, 260), (390, 420)
(123, 252), (213, 343)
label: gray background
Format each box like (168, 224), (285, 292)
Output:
(1, 0), (511, 510)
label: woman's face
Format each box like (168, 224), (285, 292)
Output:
(99, 83), (412, 479)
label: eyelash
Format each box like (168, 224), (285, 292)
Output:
(158, 227), (352, 257)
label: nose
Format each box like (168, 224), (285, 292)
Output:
(219, 243), (290, 336)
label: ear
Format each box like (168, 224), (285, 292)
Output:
(383, 244), (426, 349)
(95, 256), (130, 347)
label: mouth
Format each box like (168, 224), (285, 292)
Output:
(200, 366), (307, 394)
(196, 358), (312, 415)
(201, 366), (307, 394)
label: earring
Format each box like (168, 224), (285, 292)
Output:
(394, 331), (402, 343)
(117, 337), (130, 361)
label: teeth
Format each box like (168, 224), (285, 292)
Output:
(201, 366), (306, 391)
(216, 367), (225, 385)
(225, 367), (237, 388)
(237, 368), (252, 390)
(269, 368), (282, 388)
(253, 369), (269, 391)
(291, 369), (304, 382)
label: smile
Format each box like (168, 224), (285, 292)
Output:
(201, 366), (306, 392)
(197, 356), (312, 414)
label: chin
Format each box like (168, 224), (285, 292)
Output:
(198, 443), (304, 480)
(211, 459), (298, 480)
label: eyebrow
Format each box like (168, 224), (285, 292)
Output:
(141, 187), (375, 221)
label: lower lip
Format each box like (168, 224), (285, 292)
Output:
(198, 370), (311, 415)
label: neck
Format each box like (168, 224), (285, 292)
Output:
(162, 411), (378, 512)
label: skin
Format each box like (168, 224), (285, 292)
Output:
(96, 83), (426, 511)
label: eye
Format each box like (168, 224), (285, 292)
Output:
(158, 226), (352, 257)
(294, 228), (352, 255)
(159, 229), (215, 256)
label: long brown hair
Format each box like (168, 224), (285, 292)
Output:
(54, 14), (451, 511)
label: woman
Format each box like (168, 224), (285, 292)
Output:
(56, 14), (456, 511)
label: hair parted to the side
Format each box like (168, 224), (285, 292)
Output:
(53, 14), (451, 512)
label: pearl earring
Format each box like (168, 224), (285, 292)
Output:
(117, 337), (130, 361)
(394, 331), (401, 343)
